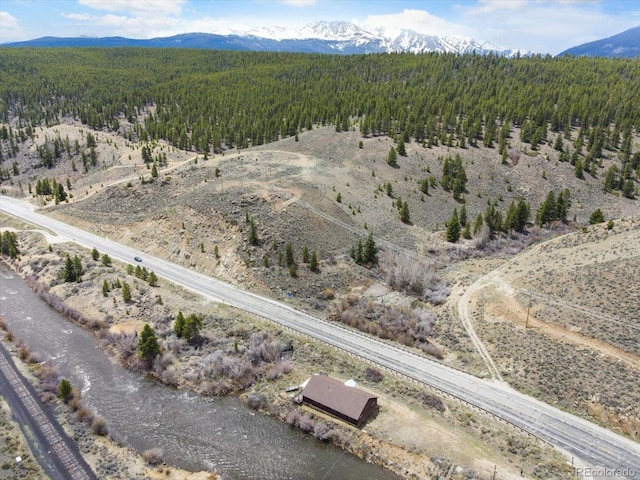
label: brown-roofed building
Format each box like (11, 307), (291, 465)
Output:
(297, 374), (378, 426)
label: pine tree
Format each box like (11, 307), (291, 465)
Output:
(174, 311), (185, 338)
(122, 282), (132, 303)
(462, 222), (472, 239)
(102, 279), (110, 297)
(138, 324), (160, 363)
(473, 213), (484, 235)
(399, 201), (410, 223)
(289, 262), (298, 278)
(248, 218), (258, 245)
(148, 271), (158, 287)
(363, 233), (378, 265)
(556, 189), (571, 222)
(73, 256), (82, 282)
(589, 208), (605, 224)
(459, 204), (467, 227)
(396, 138), (406, 156)
(0, 231), (20, 258)
(446, 208), (461, 243)
(309, 251), (319, 272)
(484, 204), (503, 235)
(63, 255), (74, 282)
(354, 239), (364, 265)
(91, 247), (100, 261)
(419, 178), (428, 195)
(183, 314), (203, 342)
(151, 161), (158, 178)
(58, 379), (73, 402)
(285, 242), (295, 267)
(387, 146), (397, 167)
(536, 190), (556, 226)
(553, 134), (564, 151)
(302, 246), (309, 263)
(515, 199), (531, 232)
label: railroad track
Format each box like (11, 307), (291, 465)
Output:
(0, 344), (95, 480)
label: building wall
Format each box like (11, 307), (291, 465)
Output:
(303, 395), (378, 426)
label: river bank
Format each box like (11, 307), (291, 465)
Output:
(0, 220), (574, 479)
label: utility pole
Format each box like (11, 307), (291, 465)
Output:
(492, 465), (497, 480)
(525, 291), (532, 328)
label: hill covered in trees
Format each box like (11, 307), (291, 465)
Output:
(0, 49), (638, 148)
(0, 48), (638, 204)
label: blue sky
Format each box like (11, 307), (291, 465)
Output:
(0, 0), (638, 54)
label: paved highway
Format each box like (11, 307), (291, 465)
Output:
(2, 195), (639, 477)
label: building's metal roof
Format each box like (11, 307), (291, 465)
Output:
(301, 374), (377, 422)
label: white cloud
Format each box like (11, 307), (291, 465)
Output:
(457, 1), (639, 54)
(469, 0), (529, 15)
(64, 13), (96, 21)
(358, 8), (466, 37)
(66, 0), (191, 38)
(0, 11), (24, 43)
(60, 11), (263, 39)
(78, 0), (186, 15)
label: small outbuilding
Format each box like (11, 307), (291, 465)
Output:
(296, 374), (378, 426)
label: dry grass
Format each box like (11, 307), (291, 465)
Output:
(3, 117), (637, 477)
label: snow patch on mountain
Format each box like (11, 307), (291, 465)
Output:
(215, 21), (530, 57)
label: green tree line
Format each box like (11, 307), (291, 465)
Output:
(1, 49), (638, 155)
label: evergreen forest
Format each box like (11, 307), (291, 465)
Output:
(0, 48), (639, 197)
(0, 49), (638, 148)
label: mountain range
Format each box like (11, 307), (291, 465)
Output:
(1, 20), (529, 57)
(558, 25), (640, 58)
(3, 21), (638, 58)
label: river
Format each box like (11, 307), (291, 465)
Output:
(0, 262), (399, 480)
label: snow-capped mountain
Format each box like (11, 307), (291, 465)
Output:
(3, 20), (532, 57)
(230, 21), (530, 57)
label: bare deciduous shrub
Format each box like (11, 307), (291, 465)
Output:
(298, 414), (314, 433)
(472, 225), (492, 250)
(329, 297), (442, 356)
(313, 422), (331, 441)
(161, 368), (180, 387)
(379, 251), (450, 304)
(417, 342), (444, 359)
(321, 288), (335, 300)
(76, 407), (94, 424)
(419, 392), (445, 412)
(246, 393), (267, 411)
(285, 409), (300, 427)
(18, 346), (31, 361)
(37, 361), (60, 394)
(100, 330), (124, 347)
(40, 391), (57, 404)
(248, 332), (286, 365)
(364, 367), (383, 383)
(142, 448), (163, 465)
(27, 350), (45, 364)
(91, 416), (108, 436)
(69, 396), (82, 412)
(266, 360), (292, 380)
(330, 429), (349, 445)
